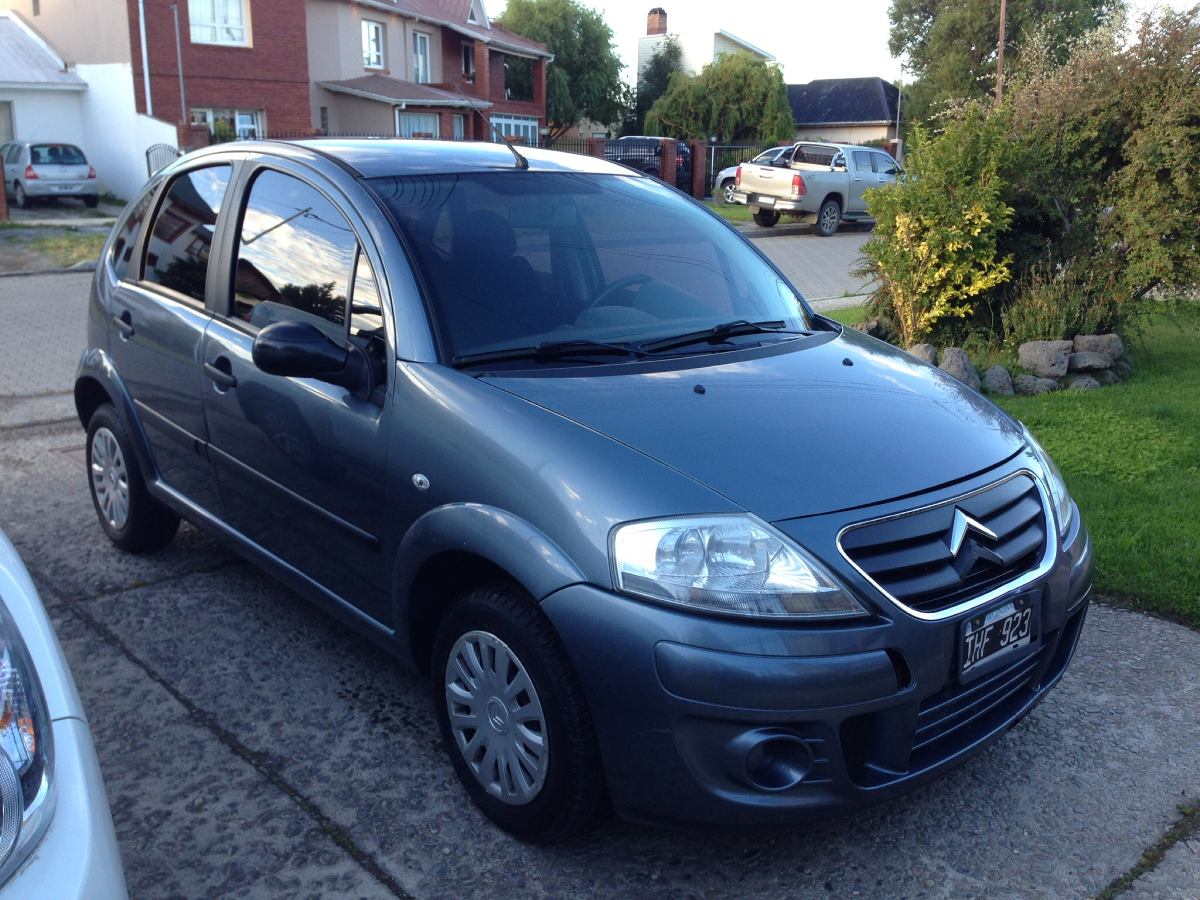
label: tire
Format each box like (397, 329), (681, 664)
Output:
(432, 583), (605, 843)
(753, 209), (780, 227)
(86, 403), (180, 553)
(718, 179), (736, 205)
(815, 198), (842, 237)
(84, 195), (99, 208)
(14, 182), (29, 209)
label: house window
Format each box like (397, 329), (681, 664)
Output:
(362, 20), (385, 69)
(191, 107), (262, 141)
(31, 0), (40, 16)
(189, 0), (249, 46)
(412, 31), (430, 84)
(396, 111), (439, 139)
(319, 106), (329, 133)
(503, 56), (534, 102)
(461, 42), (476, 82)
(488, 114), (539, 146)
(452, 114), (464, 140)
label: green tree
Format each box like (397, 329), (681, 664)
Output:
(498, 0), (625, 144)
(644, 54), (794, 143)
(888, 0), (1122, 122)
(622, 37), (684, 135)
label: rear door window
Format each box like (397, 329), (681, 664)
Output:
(231, 169), (357, 340)
(110, 190), (155, 281)
(853, 151), (872, 172)
(142, 164), (232, 304)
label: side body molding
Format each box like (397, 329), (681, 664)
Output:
(73, 348), (160, 485)
(392, 503), (588, 667)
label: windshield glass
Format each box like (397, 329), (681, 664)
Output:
(31, 144), (87, 165)
(367, 172), (811, 361)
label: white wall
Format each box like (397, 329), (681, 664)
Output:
(794, 124), (894, 144)
(1, 87), (85, 144)
(75, 62), (176, 201)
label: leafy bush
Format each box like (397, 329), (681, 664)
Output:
(859, 107), (1013, 347)
(1001, 259), (1118, 347)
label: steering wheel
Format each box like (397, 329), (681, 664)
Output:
(587, 273), (653, 310)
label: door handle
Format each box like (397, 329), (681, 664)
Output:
(204, 358), (238, 389)
(112, 311), (134, 338)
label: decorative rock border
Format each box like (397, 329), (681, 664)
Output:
(903, 334), (1133, 396)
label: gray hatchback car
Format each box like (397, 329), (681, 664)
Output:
(76, 139), (1093, 841)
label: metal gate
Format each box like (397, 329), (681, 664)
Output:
(145, 143), (182, 176)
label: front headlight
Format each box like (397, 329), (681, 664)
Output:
(611, 515), (867, 619)
(0, 598), (53, 884)
(1023, 426), (1074, 538)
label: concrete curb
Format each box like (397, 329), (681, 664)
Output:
(0, 264), (95, 279)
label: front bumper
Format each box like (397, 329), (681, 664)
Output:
(542, 493), (1093, 826)
(2, 718), (127, 899)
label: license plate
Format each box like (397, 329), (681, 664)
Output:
(757, 196), (775, 207)
(959, 593), (1038, 677)
(54, 185), (76, 192)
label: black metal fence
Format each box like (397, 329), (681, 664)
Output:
(706, 144), (772, 195)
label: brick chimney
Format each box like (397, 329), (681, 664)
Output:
(647, 7), (667, 35)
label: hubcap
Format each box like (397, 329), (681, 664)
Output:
(90, 427), (130, 530)
(822, 206), (839, 231)
(723, 182), (736, 203)
(444, 630), (549, 806)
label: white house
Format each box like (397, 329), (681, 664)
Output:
(0, 9), (176, 200)
(636, 7), (774, 87)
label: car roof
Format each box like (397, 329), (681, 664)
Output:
(180, 138), (641, 180)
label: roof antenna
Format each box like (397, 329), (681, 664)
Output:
(452, 82), (528, 170)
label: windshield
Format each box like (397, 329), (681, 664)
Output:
(31, 144), (87, 165)
(367, 172), (812, 362)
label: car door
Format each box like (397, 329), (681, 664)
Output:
(872, 151), (900, 185)
(106, 163), (233, 512)
(848, 150), (874, 214)
(200, 163), (393, 620)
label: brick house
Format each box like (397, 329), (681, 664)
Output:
(306, 0), (550, 143)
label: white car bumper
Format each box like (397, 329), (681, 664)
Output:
(3, 718), (127, 900)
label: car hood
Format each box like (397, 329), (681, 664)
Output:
(484, 328), (1025, 521)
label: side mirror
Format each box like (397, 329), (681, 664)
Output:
(252, 319), (371, 395)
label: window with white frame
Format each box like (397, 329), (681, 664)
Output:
(191, 107), (263, 141)
(488, 114), (539, 146)
(452, 114), (464, 140)
(396, 111), (439, 139)
(412, 31), (430, 84)
(362, 20), (385, 69)
(189, 0), (249, 46)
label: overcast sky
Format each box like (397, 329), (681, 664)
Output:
(487, 0), (1192, 87)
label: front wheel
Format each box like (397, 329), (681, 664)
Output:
(753, 209), (780, 227)
(718, 179), (736, 205)
(815, 198), (842, 237)
(86, 404), (180, 552)
(432, 584), (605, 843)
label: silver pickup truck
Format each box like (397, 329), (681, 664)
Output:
(730, 142), (900, 235)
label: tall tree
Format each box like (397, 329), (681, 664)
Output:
(498, 0), (625, 144)
(622, 37), (684, 135)
(644, 54), (794, 143)
(888, 0), (1122, 122)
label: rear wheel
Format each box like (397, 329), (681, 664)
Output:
(719, 179), (736, 205)
(431, 583), (604, 843)
(14, 182), (29, 209)
(753, 209), (780, 227)
(86, 403), (180, 553)
(83, 195), (99, 208)
(815, 198), (841, 237)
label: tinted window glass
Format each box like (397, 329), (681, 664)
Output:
(350, 250), (384, 337)
(852, 151), (871, 171)
(4, 145), (20, 164)
(143, 165), (231, 303)
(30, 143), (87, 165)
(111, 191), (154, 281)
(233, 170), (356, 339)
(369, 173), (810, 360)
(872, 153), (898, 175)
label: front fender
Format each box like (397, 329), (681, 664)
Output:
(391, 503), (588, 665)
(74, 348), (159, 483)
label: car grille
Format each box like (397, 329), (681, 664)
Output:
(840, 473), (1047, 614)
(913, 647), (1045, 756)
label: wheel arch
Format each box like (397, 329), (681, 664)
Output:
(392, 503), (587, 674)
(74, 348), (159, 483)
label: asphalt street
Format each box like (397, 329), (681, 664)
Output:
(1, 252), (1198, 898)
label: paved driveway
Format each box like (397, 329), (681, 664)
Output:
(1, 270), (1197, 898)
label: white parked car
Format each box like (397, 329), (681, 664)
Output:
(0, 530), (126, 898)
(1, 141), (102, 209)
(712, 146), (791, 205)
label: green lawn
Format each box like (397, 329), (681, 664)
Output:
(29, 229), (108, 267)
(703, 200), (753, 224)
(822, 305), (867, 326)
(992, 316), (1200, 627)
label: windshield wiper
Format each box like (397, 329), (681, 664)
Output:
(638, 320), (811, 354)
(452, 339), (646, 368)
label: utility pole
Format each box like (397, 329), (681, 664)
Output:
(996, 0), (1008, 104)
